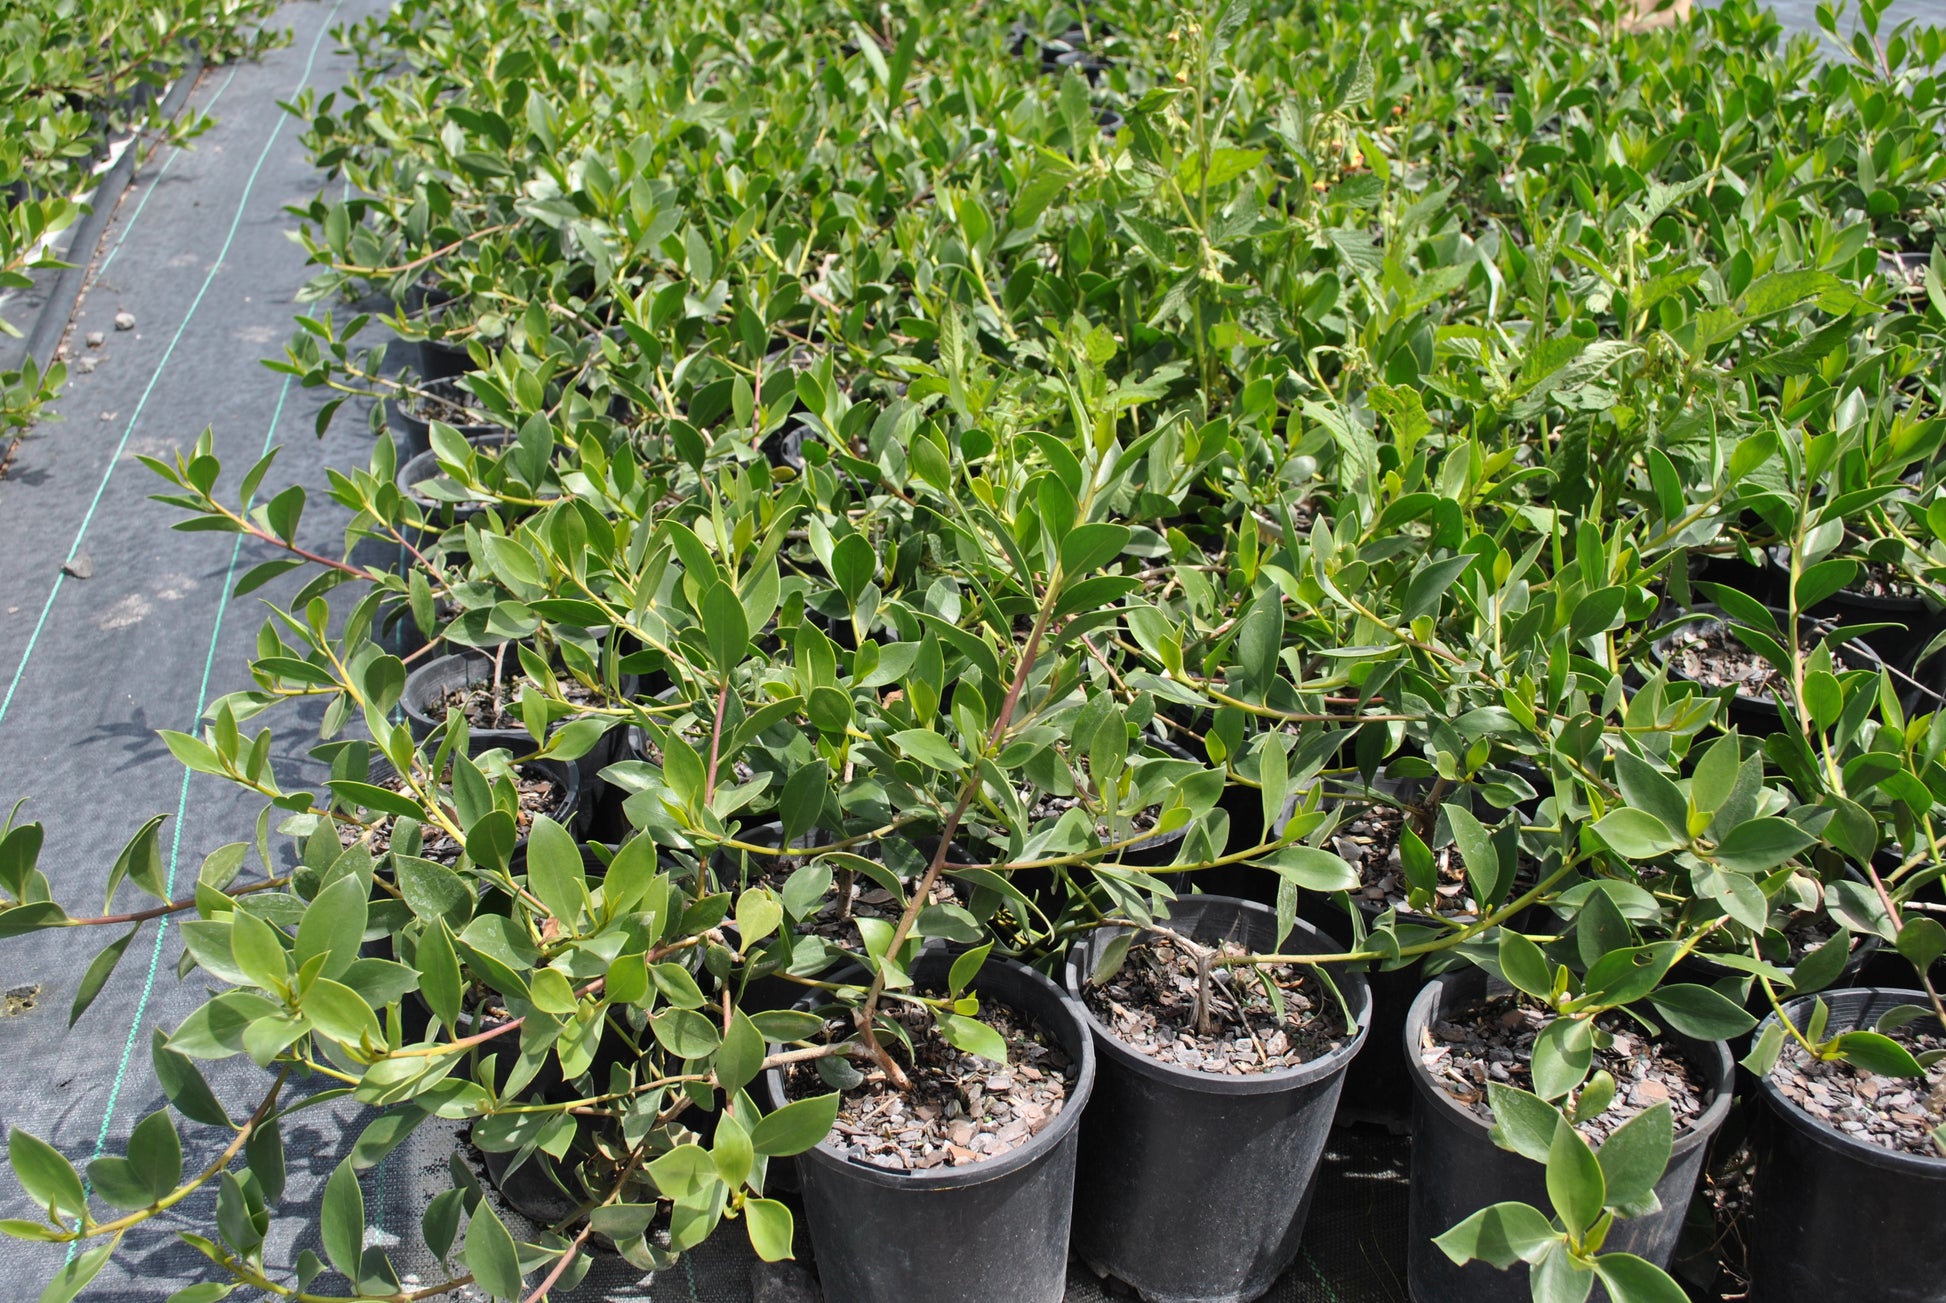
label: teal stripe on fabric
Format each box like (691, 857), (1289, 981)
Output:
(63, 0), (348, 1258)
(0, 2), (338, 734)
(70, 371), (295, 1258)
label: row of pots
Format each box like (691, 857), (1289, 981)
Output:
(745, 896), (1941, 1303)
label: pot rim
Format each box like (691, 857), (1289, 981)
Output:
(1064, 895), (1372, 1096)
(403, 646), (633, 732)
(1403, 967), (1735, 1153)
(1651, 602), (1885, 704)
(1752, 987), (1946, 1177)
(365, 745), (581, 846)
(759, 946), (1096, 1192)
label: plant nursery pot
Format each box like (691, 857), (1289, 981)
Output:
(758, 946), (1096, 1303)
(395, 436), (515, 536)
(400, 648), (631, 788)
(1765, 546), (1945, 673)
(1404, 968), (1734, 1303)
(1747, 987), (1946, 1302)
(366, 744), (583, 864)
(386, 375), (507, 458)
(1063, 897), (1370, 1303)
(1653, 604), (1885, 736)
(479, 1145), (588, 1228)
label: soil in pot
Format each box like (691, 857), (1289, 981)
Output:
(1749, 988), (1946, 1302)
(762, 948), (1095, 1303)
(361, 763), (566, 863)
(387, 375), (507, 457)
(1080, 930), (1351, 1074)
(1064, 898), (1370, 1303)
(1418, 996), (1711, 1141)
(780, 997), (1078, 1171)
(1406, 971), (1733, 1303)
(1769, 1019), (1944, 1157)
(1661, 619), (1866, 702)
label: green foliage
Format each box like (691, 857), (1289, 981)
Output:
(8, 0), (1946, 1294)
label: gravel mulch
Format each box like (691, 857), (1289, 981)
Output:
(1770, 1021), (1946, 1158)
(784, 998), (1077, 1171)
(1082, 933), (1350, 1075)
(1419, 996), (1709, 1144)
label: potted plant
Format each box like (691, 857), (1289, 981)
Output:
(1062, 892), (1371, 1303)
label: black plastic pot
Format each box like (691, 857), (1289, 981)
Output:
(1294, 777), (1496, 1121)
(395, 437), (513, 535)
(1404, 969), (1734, 1303)
(365, 746), (583, 865)
(400, 649), (632, 789)
(386, 376), (507, 459)
(1063, 897), (1370, 1303)
(758, 947), (1095, 1303)
(1652, 604), (1885, 736)
(1765, 546), (1944, 673)
(1748, 987), (1946, 1301)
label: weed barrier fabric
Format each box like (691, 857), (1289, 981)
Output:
(0, 0), (396, 1296)
(0, 0), (1920, 1298)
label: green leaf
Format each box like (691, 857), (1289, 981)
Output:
(1059, 522), (1131, 578)
(1712, 817), (1814, 873)
(1432, 1201), (1558, 1269)
(127, 1110), (183, 1201)
(752, 1093), (840, 1157)
(524, 815), (586, 929)
(1896, 916), (1946, 972)
(1487, 1084), (1564, 1163)
(418, 921), (462, 1034)
(1593, 1253), (1691, 1303)
(703, 580), (751, 673)
(1612, 752), (1689, 842)
(654, 1009), (722, 1060)
(717, 1012), (766, 1096)
(302, 978), (381, 1049)
(890, 727), (964, 770)
(464, 1202), (524, 1301)
(10, 1130), (85, 1222)
(1831, 1030), (1926, 1077)
(153, 1032), (229, 1127)
(744, 1198), (794, 1262)
(1532, 1018), (1594, 1100)
(1596, 1103), (1672, 1216)
(1647, 984), (1757, 1040)
(1498, 931), (1556, 1003)
(1259, 846), (1359, 892)
(1546, 1117), (1606, 1237)
(295, 873), (367, 982)
(321, 1160), (365, 1281)
(949, 941), (992, 998)
(70, 926), (138, 1026)
(1593, 808), (1686, 859)
(937, 1012), (1008, 1064)
(327, 780), (428, 821)
(37, 1241), (116, 1303)
(735, 887), (782, 946)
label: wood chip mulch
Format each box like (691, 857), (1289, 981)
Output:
(784, 998), (1076, 1171)
(1665, 622), (1861, 703)
(1419, 996), (1708, 1144)
(1082, 934), (1350, 1074)
(1771, 1021), (1946, 1158)
(365, 769), (559, 862)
